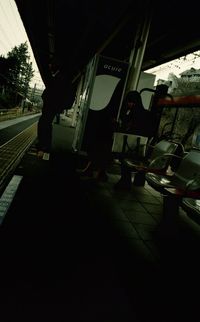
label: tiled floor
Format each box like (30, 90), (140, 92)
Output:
(89, 168), (200, 256)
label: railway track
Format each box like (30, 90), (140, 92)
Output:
(0, 122), (37, 193)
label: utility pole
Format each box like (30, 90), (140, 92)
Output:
(31, 83), (37, 102)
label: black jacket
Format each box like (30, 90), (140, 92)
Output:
(42, 71), (77, 113)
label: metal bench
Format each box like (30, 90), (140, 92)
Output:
(146, 148), (200, 232)
(114, 139), (183, 190)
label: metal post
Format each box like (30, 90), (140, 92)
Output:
(126, 1), (153, 92)
(71, 75), (83, 127)
(159, 193), (182, 238)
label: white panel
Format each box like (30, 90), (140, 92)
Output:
(90, 75), (120, 111)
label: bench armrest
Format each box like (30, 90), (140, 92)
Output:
(164, 174), (200, 198)
(186, 175), (200, 191)
(165, 187), (200, 199)
(132, 153), (182, 175)
(149, 153), (181, 166)
(146, 153), (182, 172)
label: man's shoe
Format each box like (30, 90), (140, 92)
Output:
(37, 150), (50, 160)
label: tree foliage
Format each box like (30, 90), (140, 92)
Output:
(0, 42), (34, 108)
(7, 42), (34, 96)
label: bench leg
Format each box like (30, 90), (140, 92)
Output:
(133, 171), (146, 186)
(158, 194), (182, 238)
(114, 162), (132, 190)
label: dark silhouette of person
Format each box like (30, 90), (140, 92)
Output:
(37, 60), (77, 157)
(119, 90), (156, 137)
(80, 107), (117, 181)
(115, 90), (157, 189)
(79, 80), (123, 181)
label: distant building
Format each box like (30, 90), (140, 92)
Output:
(156, 68), (200, 96)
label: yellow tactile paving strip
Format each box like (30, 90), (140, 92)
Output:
(0, 122), (37, 191)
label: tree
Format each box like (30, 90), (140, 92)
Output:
(7, 42), (34, 98)
(0, 55), (16, 88)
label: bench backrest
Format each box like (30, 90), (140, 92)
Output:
(146, 140), (180, 170)
(150, 140), (179, 160)
(174, 149), (200, 190)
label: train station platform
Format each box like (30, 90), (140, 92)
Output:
(0, 115), (200, 321)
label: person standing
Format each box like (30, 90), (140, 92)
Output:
(119, 90), (157, 136)
(37, 60), (77, 158)
(79, 107), (117, 181)
(78, 80), (123, 181)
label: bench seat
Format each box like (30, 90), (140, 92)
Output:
(145, 149), (200, 230)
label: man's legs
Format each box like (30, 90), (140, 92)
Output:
(114, 160), (132, 190)
(37, 108), (55, 153)
(54, 113), (60, 124)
